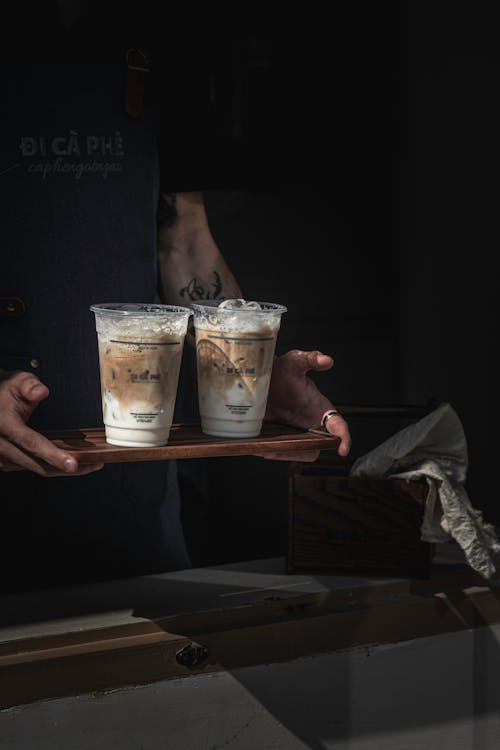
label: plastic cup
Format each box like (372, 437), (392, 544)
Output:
(90, 303), (192, 447)
(190, 299), (287, 438)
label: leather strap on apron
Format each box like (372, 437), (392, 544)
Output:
(125, 49), (150, 119)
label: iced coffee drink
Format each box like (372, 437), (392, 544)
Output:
(191, 299), (287, 438)
(90, 303), (192, 447)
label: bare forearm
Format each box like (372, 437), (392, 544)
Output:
(157, 192), (242, 305)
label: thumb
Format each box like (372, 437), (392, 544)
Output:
(14, 373), (50, 405)
(306, 350), (334, 372)
(289, 350), (333, 374)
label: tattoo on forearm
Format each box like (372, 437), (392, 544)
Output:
(180, 271), (223, 301)
(157, 192), (177, 228)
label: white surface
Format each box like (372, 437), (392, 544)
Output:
(0, 556), (405, 643)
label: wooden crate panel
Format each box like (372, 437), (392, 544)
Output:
(288, 472), (432, 577)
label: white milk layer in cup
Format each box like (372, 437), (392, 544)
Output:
(90, 303), (192, 447)
(191, 299), (287, 438)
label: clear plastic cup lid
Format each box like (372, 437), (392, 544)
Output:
(189, 299), (287, 315)
(90, 303), (193, 317)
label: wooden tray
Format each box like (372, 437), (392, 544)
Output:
(42, 423), (340, 464)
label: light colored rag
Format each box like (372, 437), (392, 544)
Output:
(349, 402), (500, 579)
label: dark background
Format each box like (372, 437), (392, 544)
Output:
(6, 2), (496, 567)
(174, 2), (498, 566)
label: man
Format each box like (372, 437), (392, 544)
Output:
(0, 55), (350, 593)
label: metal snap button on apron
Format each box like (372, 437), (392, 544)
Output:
(0, 298), (26, 319)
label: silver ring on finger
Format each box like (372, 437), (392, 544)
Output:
(322, 409), (342, 429)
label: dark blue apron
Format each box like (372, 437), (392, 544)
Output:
(0, 64), (191, 592)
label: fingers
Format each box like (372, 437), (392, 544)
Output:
(0, 449), (104, 477)
(1, 422), (82, 474)
(267, 349), (352, 458)
(16, 373), (50, 404)
(281, 349), (334, 375)
(305, 350), (334, 372)
(0, 430), (91, 475)
(0, 372), (86, 475)
(322, 412), (352, 457)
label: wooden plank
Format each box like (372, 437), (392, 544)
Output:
(41, 422), (340, 464)
(2, 565), (499, 710)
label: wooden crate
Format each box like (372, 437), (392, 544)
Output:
(288, 458), (433, 578)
